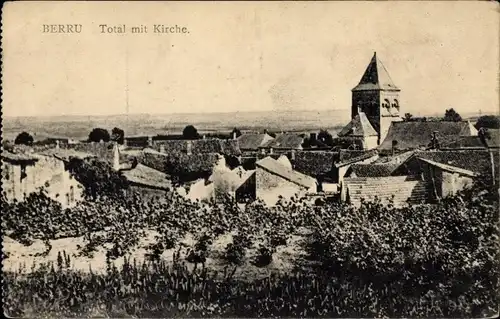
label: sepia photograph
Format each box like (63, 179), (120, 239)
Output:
(2, 1), (499, 318)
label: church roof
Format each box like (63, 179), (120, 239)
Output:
(352, 52), (400, 92)
(338, 112), (378, 137)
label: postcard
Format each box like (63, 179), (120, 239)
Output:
(2, 1), (499, 318)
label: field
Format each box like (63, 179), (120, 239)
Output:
(2, 110), (349, 141)
(3, 176), (500, 318)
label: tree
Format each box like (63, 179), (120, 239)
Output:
(318, 130), (334, 146)
(475, 115), (500, 130)
(111, 127), (125, 144)
(182, 125), (200, 140)
(443, 108), (462, 122)
(88, 128), (110, 143)
(231, 128), (242, 139)
(14, 132), (34, 145)
(403, 113), (414, 122)
(66, 157), (128, 199)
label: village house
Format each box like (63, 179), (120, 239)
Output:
(378, 121), (478, 153)
(258, 133), (306, 156)
(255, 156), (317, 206)
(153, 138), (241, 157)
(341, 175), (427, 207)
(2, 150), (83, 206)
(393, 149), (499, 186)
(208, 163), (256, 203)
(341, 148), (498, 207)
(120, 163), (172, 200)
(440, 128), (500, 150)
(237, 132), (275, 155)
(139, 148), (224, 183)
(346, 150), (416, 178)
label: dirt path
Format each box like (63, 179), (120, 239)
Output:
(3, 232), (307, 279)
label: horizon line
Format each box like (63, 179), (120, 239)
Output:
(3, 108), (352, 119)
(3, 108), (491, 120)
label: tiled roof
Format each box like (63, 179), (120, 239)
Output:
(2, 151), (39, 163)
(261, 134), (305, 150)
(349, 163), (400, 177)
(338, 112), (378, 137)
(396, 149), (498, 179)
(352, 53), (400, 92)
(349, 151), (417, 177)
(441, 129), (500, 149)
(344, 176), (427, 207)
(121, 164), (172, 190)
(141, 148), (222, 175)
(373, 150), (416, 164)
(61, 142), (116, 162)
(256, 156), (316, 189)
(379, 121), (477, 152)
(38, 148), (96, 161)
(293, 151), (337, 176)
(237, 133), (274, 150)
(417, 157), (477, 177)
(154, 139), (241, 156)
(336, 149), (379, 167)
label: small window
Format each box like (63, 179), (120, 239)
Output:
(383, 99), (391, 109)
(393, 99), (400, 109)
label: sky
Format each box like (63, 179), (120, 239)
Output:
(3, 1), (499, 118)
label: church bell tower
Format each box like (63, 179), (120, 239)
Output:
(351, 52), (401, 144)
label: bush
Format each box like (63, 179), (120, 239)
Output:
(475, 115), (500, 129)
(111, 127), (125, 144)
(14, 131), (34, 145)
(88, 128), (110, 142)
(182, 125), (200, 140)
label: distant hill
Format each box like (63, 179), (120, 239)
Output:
(3, 110), (351, 142)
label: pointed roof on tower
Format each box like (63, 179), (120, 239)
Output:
(352, 52), (400, 92)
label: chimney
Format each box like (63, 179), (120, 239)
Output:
(147, 136), (153, 147)
(159, 144), (166, 153)
(233, 132), (237, 140)
(187, 141), (193, 155)
(291, 149), (296, 161)
(203, 135), (206, 140)
(56, 140), (60, 149)
(270, 147), (274, 155)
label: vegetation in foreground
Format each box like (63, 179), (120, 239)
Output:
(3, 174), (500, 317)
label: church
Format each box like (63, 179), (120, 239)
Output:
(337, 52), (402, 150)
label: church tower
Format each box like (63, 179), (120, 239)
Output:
(351, 52), (401, 144)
